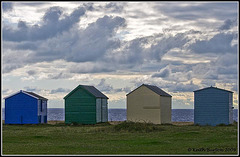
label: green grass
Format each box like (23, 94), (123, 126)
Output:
(2, 121), (238, 155)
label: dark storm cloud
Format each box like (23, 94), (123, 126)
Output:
(3, 6), (86, 41)
(2, 2), (13, 12)
(189, 33), (237, 54)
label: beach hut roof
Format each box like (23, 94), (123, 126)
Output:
(127, 84), (172, 97)
(193, 86), (233, 93)
(4, 90), (48, 100)
(64, 85), (108, 99)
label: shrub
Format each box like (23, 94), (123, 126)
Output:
(233, 121), (238, 126)
(161, 123), (173, 126)
(70, 122), (82, 126)
(217, 123), (226, 126)
(113, 121), (164, 133)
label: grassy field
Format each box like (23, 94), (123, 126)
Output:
(2, 121), (238, 155)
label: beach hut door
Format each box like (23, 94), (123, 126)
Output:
(96, 98), (102, 123)
(229, 93), (233, 124)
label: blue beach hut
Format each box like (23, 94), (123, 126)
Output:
(194, 86), (234, 126)
(4, 90), (48, 124)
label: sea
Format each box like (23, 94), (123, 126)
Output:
(2, 109), (238, 122)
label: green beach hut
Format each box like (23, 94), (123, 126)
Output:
(64, 85), (109, 124)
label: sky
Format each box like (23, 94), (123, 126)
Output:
(1, 1), (239, 109)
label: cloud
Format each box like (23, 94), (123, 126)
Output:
(217, 66), (237, 75)
(2, 2), (13, 12)
(91, 2), (125, 13)
(3, 31), (190, 74)
(23, 86), (41, 93)
(215, 52), (237, 67)
(97, 79), (114, 92)
(48, 72), (72, 79)
(189, 33), (237, 54)
(2, 14), (126, 73)
(27, 70), (37, 75)
(219, 19), (237, 30)
(106, 32), (190, 69)
(152, 67), (170, 78)
(203, 71), (219, 80)
(17, 2), (51, 7)
(82, 3), (95, 11)
(104, 2), (125, 13)
(50, 88), (71, 94)
(199, 52), (238, 80)
(96, 79), (132, 94)
(168, 81), (199, 93)
(29, 15), (126, 63)
(64, 15), (126, 63)
(2, 89), (13, 96)
(200, 79), (216, 87)
(154, 3), (238, 21)
(69, 62), (114, 74)
(3, 6), (86, 41)
(131, 74), (199, 93)
(231, 84), (238, 92)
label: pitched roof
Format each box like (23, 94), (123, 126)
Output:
(64, 85), (108, 99)
(81, 85), (109, 99)
(24, 91), (48, 100)
(4, 90), (48, 100)
(127, 84), (172, 97)
(193, 86), (233, 93)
